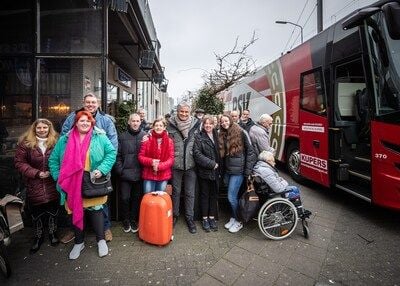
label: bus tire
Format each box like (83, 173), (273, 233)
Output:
(286, 142), (304, 182)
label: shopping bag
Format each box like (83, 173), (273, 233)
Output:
(238, 176), (259, 223)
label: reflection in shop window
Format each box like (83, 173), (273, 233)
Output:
(107, 83), (118, 116)
(122, 91), (133, 101)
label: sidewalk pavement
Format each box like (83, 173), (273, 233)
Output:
(1, 173), (400, 285)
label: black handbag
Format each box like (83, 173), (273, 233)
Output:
(238, 176), (260, 223)
(81, 171), (113, 198)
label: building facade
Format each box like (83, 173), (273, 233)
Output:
(0, 0), (169, 196)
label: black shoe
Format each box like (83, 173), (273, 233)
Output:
(49, 233), (59, 246)
(30, 236), (44, 254)
(122, 220), (131, 233)
(187, 220), (197, 234)
(173, 216), (178, 227)
(131, 221), (138, 233)
(202, 219), (211, 232)
(209, 218), (218, 231)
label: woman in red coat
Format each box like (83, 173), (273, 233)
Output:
(138, 118), (174, 193)
(14, 118), (59, 253)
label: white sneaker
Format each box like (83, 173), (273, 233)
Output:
(98, 239), (108, 258)
(229, 221), (243, 233)
(224, 218), (236, 229)
(69, 243), (85, 260)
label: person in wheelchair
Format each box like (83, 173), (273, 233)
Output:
(252, 151), (311, 239)
(252, 150), (299, 197)
(253, 151), (302, 212)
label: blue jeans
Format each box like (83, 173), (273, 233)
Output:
(224, 174), (244, 220)
(103, 204), (111, 230)
(143, 180), (168, 194)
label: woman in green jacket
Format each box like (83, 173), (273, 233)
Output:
(49, 110), (116, 260)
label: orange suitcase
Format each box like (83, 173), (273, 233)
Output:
(139, 191), (173, 246)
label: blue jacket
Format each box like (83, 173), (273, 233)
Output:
(49, 127), (117, 205)
(61, 109), (118, 149)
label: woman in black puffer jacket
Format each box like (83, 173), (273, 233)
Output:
(15, 118), (59, 253)
(193, 115), (221, 232)
(218, 115), (256, 234)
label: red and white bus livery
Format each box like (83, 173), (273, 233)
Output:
(220, 0), (400, 210)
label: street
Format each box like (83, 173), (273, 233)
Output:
(1, 170), (399, 286)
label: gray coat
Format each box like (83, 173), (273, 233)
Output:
(252, 161), (288, 193)
(167, 116), (200, 171)
(249, 123), (275, 156)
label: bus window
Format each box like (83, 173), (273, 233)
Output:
(300, 69), (326, 115)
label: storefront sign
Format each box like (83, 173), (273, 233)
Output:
(115, 67), (132, 88)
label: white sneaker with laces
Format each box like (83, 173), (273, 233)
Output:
(224, 218), (236, 229)
(228, 221), (243, 233)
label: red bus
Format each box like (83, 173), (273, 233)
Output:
(220, 0), (400, 210)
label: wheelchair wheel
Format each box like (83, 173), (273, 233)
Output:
(258, 198), (298, 240)
(0, 244), (11, 278)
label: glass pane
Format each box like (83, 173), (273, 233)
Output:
(107, 84), (118, 116)
(122, 91), (133, 101)
(0, 1), (33, 54)
(301, 71), (326, 114)
(39, 58), (102, 132)
(40, 0), (102, 54)
(0, 56), (33, 195)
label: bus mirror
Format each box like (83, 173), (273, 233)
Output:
(382, 2), (400, 39)
(342, 7), (380, 30)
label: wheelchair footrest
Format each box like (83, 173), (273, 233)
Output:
(299, 209), (312, 219)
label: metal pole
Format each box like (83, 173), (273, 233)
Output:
(317, 0), (323, 33)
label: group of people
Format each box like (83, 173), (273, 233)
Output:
(15, 92), (297, 260)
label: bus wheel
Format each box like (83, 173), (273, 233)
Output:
(286, 142), (303, 182)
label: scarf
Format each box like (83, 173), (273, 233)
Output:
(36, 136), (48, 154)
(174, 116), (192, 139)
(58, 127), (93, 230)
(149, 130), (170, 161)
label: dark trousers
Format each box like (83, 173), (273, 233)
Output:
(74, 209), (104, 243)
(30, 200), (59, 237)
(120, 180), (142, 223)
(198, 178), (218, 218)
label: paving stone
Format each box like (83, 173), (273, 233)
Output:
(206, 258), (244, 285)
(246, 255), (282, 282)
(275, 268), (315, 286)
(224, 246), (256, 268)
(193, 274), (225, 286)
(286, 253), (322, 279)
(233, 270), (269, 286)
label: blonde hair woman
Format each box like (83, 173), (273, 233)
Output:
(15, 118), (59, 253)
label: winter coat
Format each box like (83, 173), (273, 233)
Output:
(138, 135), (174, 181)
(114, 128), (146, 182)
(252, 160), (288, 193)
(239, 118), (255, 133)
(15, 144), (58, 206)
(61, 108), (118, 149)
(166, 116), (200, 171)
(222, 130), (257, 176)
(49, 127), (116, 206)
(193, 130), (220, 181)
(248, 123), (275, 156)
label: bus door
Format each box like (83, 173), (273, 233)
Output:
(298, 69), (329, 186)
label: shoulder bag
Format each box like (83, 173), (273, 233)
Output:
(82, 171), (113, 198)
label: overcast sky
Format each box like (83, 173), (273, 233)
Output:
(149, 0), (376, 103)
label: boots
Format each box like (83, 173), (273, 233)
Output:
(48, 214), (59, 246)
(30, 216), (44, 254)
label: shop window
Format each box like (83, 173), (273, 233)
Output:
(39, 58), (102, 132)
(40, 0), (102, 54)
(300, 69), (326, 115)
(107, 84), (118, 116)
(0, 1), (33, 55)
(122, 91), (133, 101)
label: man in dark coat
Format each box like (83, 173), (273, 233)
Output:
(239, 109), (255, 133)
(114, 113), (146, 233)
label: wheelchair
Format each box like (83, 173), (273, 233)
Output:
(252, 176), (312, 240)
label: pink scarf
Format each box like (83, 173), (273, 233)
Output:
(58, 127), (93, 230)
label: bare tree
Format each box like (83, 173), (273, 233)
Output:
(203, 31), (258, 96)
